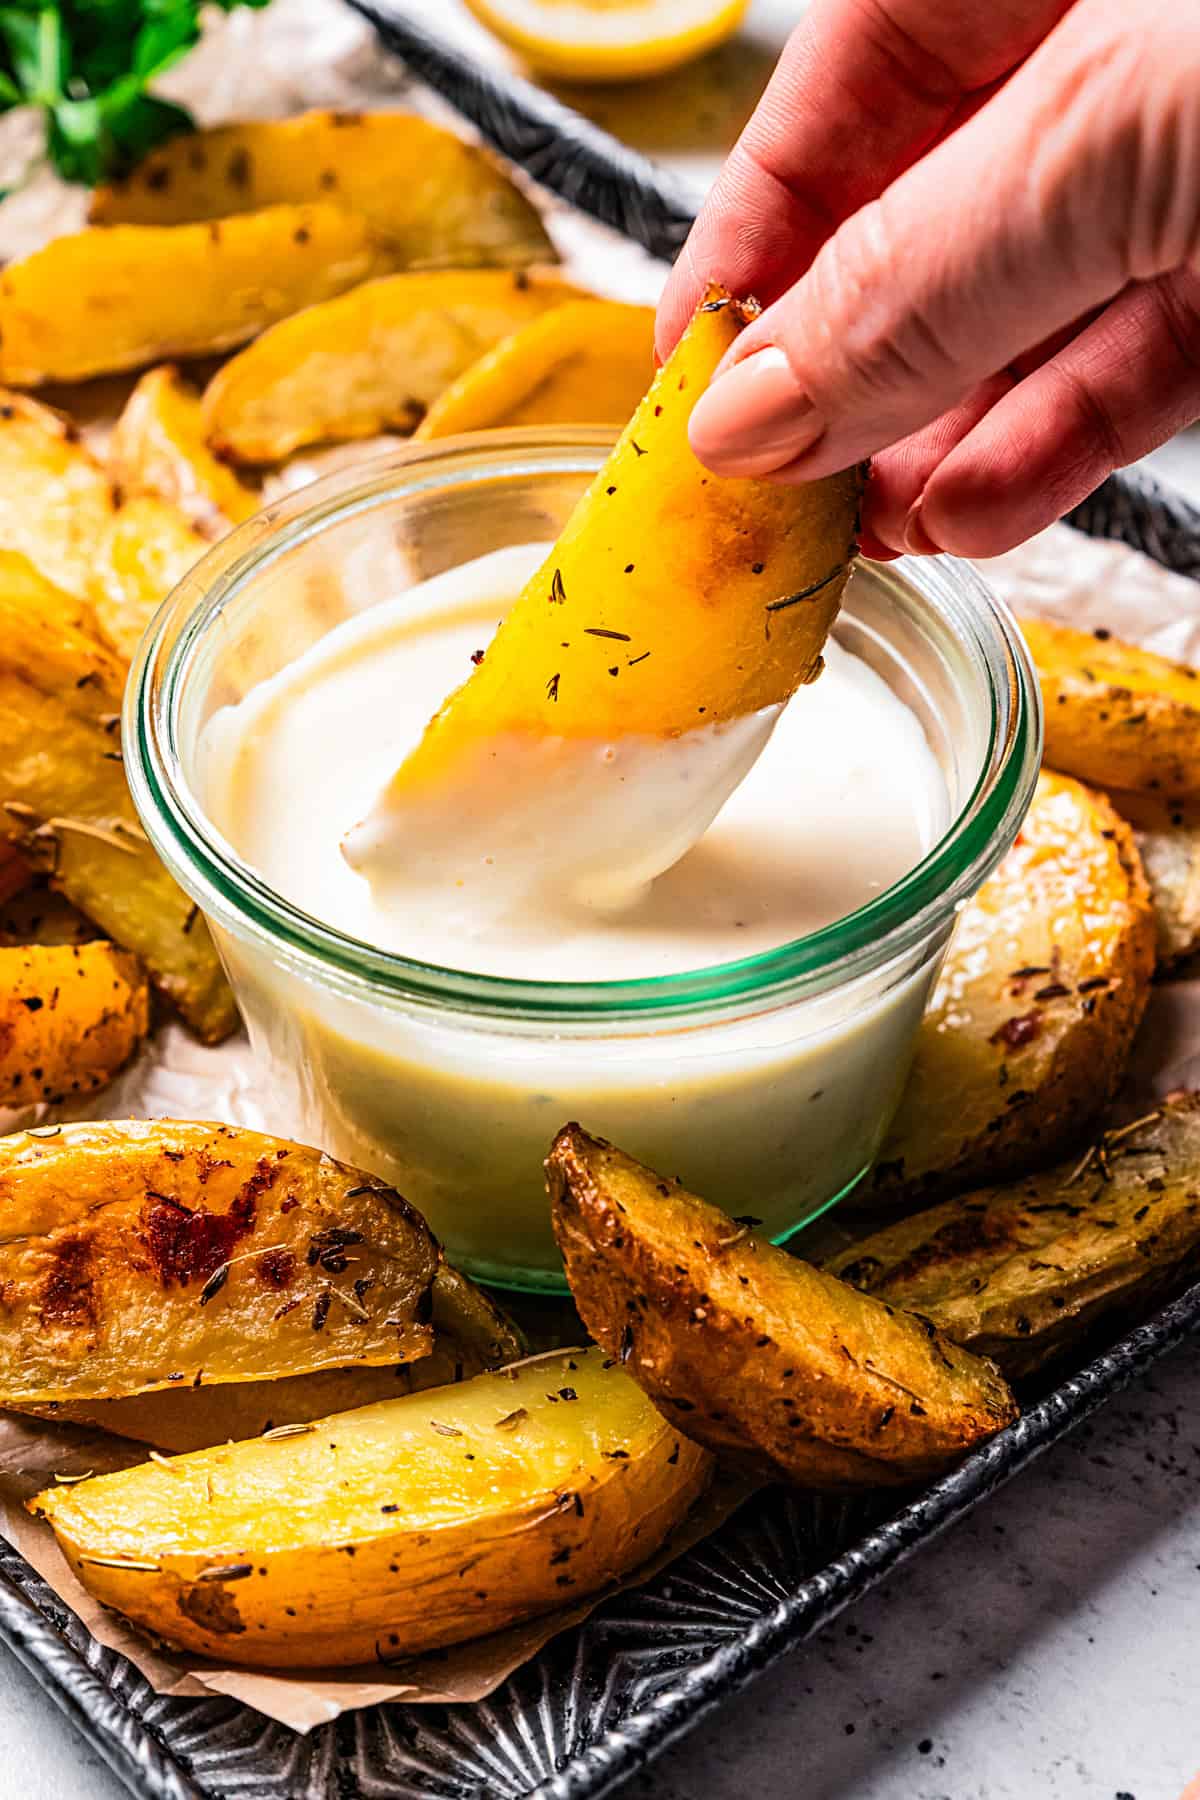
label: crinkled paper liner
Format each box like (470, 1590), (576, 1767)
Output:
(0, 0), (1195, 1735)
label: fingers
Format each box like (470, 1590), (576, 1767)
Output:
(864, 374), (1017, 550)
(656, 0), (1073, 359)
(688, 0), (1200, 483)
(908, 269), (1200, 558)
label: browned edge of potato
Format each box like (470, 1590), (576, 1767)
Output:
(868, 769), (1155, 1209)
(549, 1124), (1017, 1492)
(829, 1093), (1200, 1378)
(0, 941), (149, 1107)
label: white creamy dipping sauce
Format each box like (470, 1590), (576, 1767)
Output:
(202, 543), (949, 982)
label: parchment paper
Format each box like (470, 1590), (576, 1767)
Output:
(0, 0), (1196, 1735)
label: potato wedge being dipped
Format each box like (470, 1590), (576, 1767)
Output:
(869, 770), (1155, 1208)
(202, 268), (587, 463)
(829, 1095), (1200, 1379)
(108, 367), (259, 533)
(19, 1261), (524, 1452)
(33, 1346), (711, 1667)
(344, 287), (865, 900)
(1022, 615), (1200, 796)
(0, 207), (398, 386)
(0, 558), (235, 1039)
(0, 1120), (441, 1404)
(89, 109), (555, 273)
(415, 299), (656, 439)
(549, 1125), (1016, 1491)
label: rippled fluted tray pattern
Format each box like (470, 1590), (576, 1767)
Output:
(3, 11), (1200, 1797)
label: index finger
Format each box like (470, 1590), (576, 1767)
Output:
(656, 0), (1072, 358)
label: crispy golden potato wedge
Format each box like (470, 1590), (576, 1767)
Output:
(0, 1120), (440, 1404)
(89, 109), (554, 272)
(1022, 615), (1200, 796)
(549, 1126), (1016, 1492)
(0, 207), (397, 387)
(19, 1260), (524, 1451)
(0, 941), (149, 1107)
(869, 771), (1155, 1208)
(0, 556), (235, 1039)
(378, 288), (863, 800)
(33, 1346), (711, 1667)
(92, 495), (210, 663)
(0, 392), (114, 603)
(1109, 788), (1200, 966)
(108, 366), (259, 532)
(202, 267), (587, 463)
(829, 1097), (1200, 1378)
(415, 299), (656, 439)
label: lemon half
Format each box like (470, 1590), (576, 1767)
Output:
(463, 0), (750, 83)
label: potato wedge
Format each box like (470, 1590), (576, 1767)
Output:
(0, 558), (235, 1039)
(108, 367), (259, 532)
(0, 1120), (441, 1403)
(89, 109), (554, 272)
(829, 1096), (1200, 1378)
(91, 495), (210, 663)
(1109, 788), (1200, 966)
(33, 1346), (711, 1667)
(374, 287), (863, 795)
(0, 207), (398, 387)
(549, 1126), (1016, 1492)
(0, 941), (149, 1107)
(19, 1260), (524, 1451)
(415, 300), (656, 439)
(202, 267), (587, 463)
(869, 770), (1155, 1208)
(1022, 615), (1200, 796)
(0, 392), (114, 603)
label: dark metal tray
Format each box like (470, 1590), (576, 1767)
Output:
(4, 10), (1200, 1798)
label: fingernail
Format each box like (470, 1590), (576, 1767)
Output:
(902, 497), (942, 556)
(689, 346), (824, 475)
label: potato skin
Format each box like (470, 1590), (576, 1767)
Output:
(1022, 615), (1200, 796)
(0, 940), (149, 1107)
(830, 1096), (1200, 1379)
(549, 1126), (1016, 1492)
(0, 392), (114, 604)
(33, 1348), (711, 1667)
(202, 267), (586, 463)
(868, 770), (1155, 1209)
(0, 1120), (440, 1402)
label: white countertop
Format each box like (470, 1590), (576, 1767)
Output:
(3, 4), (1200, 1794)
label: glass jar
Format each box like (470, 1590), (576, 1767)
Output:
(126, 430), (1041, 1290)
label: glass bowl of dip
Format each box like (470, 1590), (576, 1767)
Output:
(126, 430), (1041, 1291)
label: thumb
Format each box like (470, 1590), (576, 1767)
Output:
(689, 0), (1200, 483)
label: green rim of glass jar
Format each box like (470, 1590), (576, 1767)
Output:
(125, 429), (1043, 1025)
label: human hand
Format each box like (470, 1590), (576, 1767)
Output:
(658, 0), (1200, 558)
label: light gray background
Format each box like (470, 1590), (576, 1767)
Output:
(3, 2), (1200, 1793)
